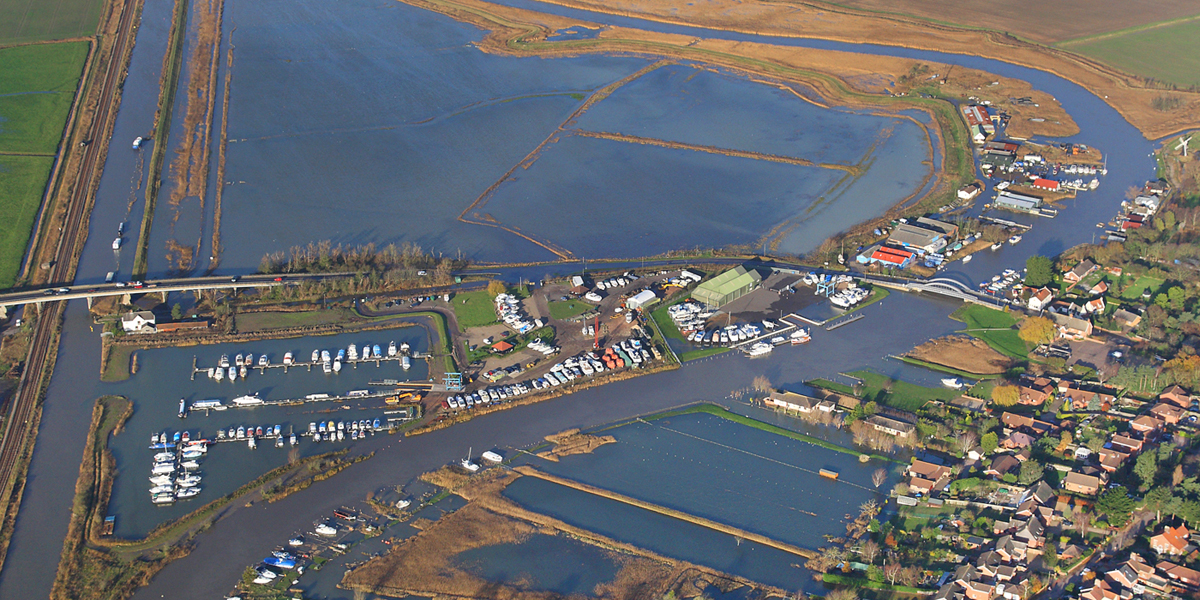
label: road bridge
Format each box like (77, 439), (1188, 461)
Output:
(0, 273), (347, 309)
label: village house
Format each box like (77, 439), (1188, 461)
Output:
(1158, 561), (1200, 587)
(985, 454), (1020, 478)
(1027, 287), (1054, 311)
(120, 310), (156, 334)
(1159, 385), (1193, 409)
(907, 459), (953, 494)
(1082, 297), (1105, 314)
(1098, 447), (1129, 473)
(1150, 402), (1186, 425)
(1017, 377), (1054, 406)
(1151, 524), (1191, 556)
(1057, 384), (1115, 411)
(766, 390), (819, 413)
(1050, 312), (1093, 339)
(1062, 471), (1102, 495)
(1109, 434), (1144, 454)
(1130, 414), (1164, 434)
(1112, 308), (1142, 330)
(1064, 259), (1099, 284)
(1000, 412), (1055, 435)
(865, 415), (915, 437)
(958, 182), (982, 201)
(1001, 431), (1035, 449)
(1088, 280), (1109, 296)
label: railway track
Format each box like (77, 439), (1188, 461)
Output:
(0, 0), (141, 552)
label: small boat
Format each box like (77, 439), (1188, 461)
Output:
(323, 361), (332, 374)
(180, 431), (190, 442)
(175, 487), (201, 499)
(172, 431), (181, 443)
(315, 523), (337, 536)
(318, 422), (326, 433)
(213, 367), (225, 382)
(396, 499), (412, 510)
(256, 426), (264, 437)
(337, 421), (345, 431)
(962, 254), (973, 263)
(288, 536), (305, 546)
(460, 447), (480, 472)
(219, 354), (230, 368)
(235, 354), (244, 367)
(253, 576), (272, 585)
(181, 449), (204, 459)
(289, 434), (298, 446)
(373, 344), (382, 358)
(991, 242), (1002, 251)
(132, 136), (143, 149)
(481, 450), (503, 463)
(819, 469), (839, 479)
(372, 418), (380, 430)
(227, 427), (236, 438)
(232, 394), (263, 406)
(192, 399), (222, 410)
(149, 475), (173, 486)
(337, 349), (345, 362)
(180, 460), (201, 470)
(112, 237), (122, 250)
(150, 433), (160, 444)
(275, 437), (285, 448)
(236, 426), (246, 439)
(400, 342), (410, 353)
(149, 484), (174, 495)
(320, 350), (331, 363)
(350, 430), (358, 441)
(248, 437), (257, 449)
(283, 351), (293, 365)
(263, 557), (296, 570)
(1008, 235), (1022, 245)
(348, 345), (358, 360)
(327, 420), (335, 432)
(239, 365), (247, 378)
(336, 429), (344, 441)
(273, 425), (281, 437)
(401, 356), (411, 370)
(176, 474), (201, 487)
(311, 349), (320, 363)
(941, 378), (965, 390)
(312, 432), (321, 442)
(256, 567), (277, 580)
(333, 360), (342, 373)
(154, 452), (174, 462)
(746, 342), (773, 357)
(387, 341), (397, 356)
(245, 353), (253, 366)
(258, 355), (269, 367)
(228, 366), (238, 381)
(152, 493), (175, 505)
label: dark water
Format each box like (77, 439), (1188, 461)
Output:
(455, 534), (621, 595)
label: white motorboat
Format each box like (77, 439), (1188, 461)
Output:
(232, 394), (263, 406)
(175, 486), (201, 499)
(388, 341), (397, 356)
(1008, 235), (1022, 245)
(283, 351), (293, 365)
(149, 475), (173, 486)
(151, 463), (176, 475)
(481, 450), (503, 463)
(175, 474), (202, 487)
(315, 523), (338, 536)
(746, 342), (773, 357)
(941, 378), (965, 390)
(460, 447), (480, 472)
(132, 136), (143, 149)
(112, 237), (122, 250)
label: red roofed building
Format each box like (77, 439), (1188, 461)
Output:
(491, 340), (514, 353)
(862, 245), (914, 269)
(1151, 525), (1190, 555)
(1032, 178), (1060, 192)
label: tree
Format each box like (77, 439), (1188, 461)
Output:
(980, 431), (998, 454)
(1019, 316), (1057, 345)
(860, 539), (880, 564)
(752, 375), (772, 393)
(1043, 542), (1058, 571)
(1134, 451), (1159, 490)
(1097, 485), (1136, 527)
(955, 430), (979, 456)
(991, 384), (1020, 407)
(1018, 460), (1044, 485)
(884, 562), (902, 585)
(171, 303), (183, 320)
(826, 590), (858, 600)
(1025, 255), (1053, 287)
(872, 468), (887, 488)
(486, 279), (506, 297)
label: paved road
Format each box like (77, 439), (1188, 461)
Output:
(0, 273), (351, 308)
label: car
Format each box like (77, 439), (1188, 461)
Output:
(273, 277), (284, 282)
(230, 276), (240, 282)
(417, 270), (427, 276)
(42, 289), (54, 296)
(114, 282), (126, 288)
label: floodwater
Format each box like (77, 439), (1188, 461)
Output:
(455, 534), (622, 595)
(137, 0), (933, 275)
(513, 411), (895, 553)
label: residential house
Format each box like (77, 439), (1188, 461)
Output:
(120, 311), (156, 334)
(1058, 384), (1115, 411)
(1159, 385), (1193, 409)
(1064, 259), (1099, 284)
(958, 182), (983, 201)
(985, 454), (1020, 478)
(1028, 287), (1054, 311)
(1062, 471), (1101, 495)
(1158, 561), (1200, 587)
(1017, 377), (1055, 406)
(865, 415), (915, 437)
(1050, 312), (1093, 339)
(1098, 448), (1129, 473)
(1001, 431), (1035, 449)
(1151, 525), (1191, 556)
(1130, 415), (1163, 434)
(1112, 308), (1142, 330)
(1089, 280), (1109, 296)
(1083, 297), (1105, 314)
(766, 391), (818, 413)
(1001, 412), (1055, 435)
(1109, 434), (1144, 454)
(1150, 402), (1186, 425)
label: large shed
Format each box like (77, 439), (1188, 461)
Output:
(691, 266), (762, 307)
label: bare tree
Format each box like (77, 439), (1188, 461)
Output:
(955, 430), (979, 455)
(860, 539), (880, 564)
(752, 375), (773, 393)
(872, 468), (887, 488)
(884, 562), (902, 586)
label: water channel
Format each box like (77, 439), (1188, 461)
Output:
(0, 0), (1171, 594)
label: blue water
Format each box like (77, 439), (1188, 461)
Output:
(454, 534), (621, 595)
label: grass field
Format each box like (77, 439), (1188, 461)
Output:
(1119, 275), (1165, 301)
(547, 299), (591, 321)
(0, 41), (88, 153)
(950, 304), (1027, 359)
(1065, 19), (1200, 88)
(450, 290), (498, 330)
(0, 155), (52, 287)
(0, 0), (104, 44)
(849, 369), (959, 412)
(235, 308), (361, 332)
(951, 304), (1017, 329)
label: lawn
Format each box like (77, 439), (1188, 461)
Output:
(450, 290), (498, 330)
(235, 308), (360, 332)
(1066, 19), (1200, 88)
(678, 346), (728, 361)
(547, 299), (591, 321)
(950, 304), (1027, 359)
(1118, 275), (1164, 301)
(0, 155), (52, 287)
(0, 0), (104, 44)
(849, 369), (960, 412)
(0, 41), (88, 153)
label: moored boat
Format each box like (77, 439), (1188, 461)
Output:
(388, 341), (397, 356)
(941, 378), (965, 390)
(283, 351), (294, 365)
(232, 394), (263, 406)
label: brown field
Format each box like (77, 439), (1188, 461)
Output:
(343, 471), (774, 600)
(515, 0), (1200, 138)
(537, 429), (616, 461)
(824, 0), (1200, 44)
(908, 335), (1013, 375)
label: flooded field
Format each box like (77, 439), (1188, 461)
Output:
(455, 534), (622, 596)
(102, 324), (430, 537)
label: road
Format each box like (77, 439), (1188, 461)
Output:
(0, 0), (140, 563)
(0, 272), (350, 308)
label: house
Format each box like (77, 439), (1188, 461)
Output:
(1159, 385), (1192, 409)
(1150, 402), (1186, 425)
(986, 454), (1021, 478)
(1089, 280), (1109, 295)
(1001, 412), (1055, 435)
(1028, 287), (1054, 311)
(1051, 312), (1093, 339)
(1032, 178), (1060, 192)
(1158, 560), (1200, 586)
(767, 391), (818, 413)
(1151, 525), (1191, 555)
(120, 311), (156, 334)
(1001, 431), (1035, 449)
(1112, 308), (1142, 330)
(865, 415), (915, 437)
(908, 459), (953, 483)
(1083, 297), (1105, 314)
(1064, 260), (1098, 284)
(1062, 471), (1101, 495)
(958, 182), (983, 201)
(1017, 377), (1054, 406)
(1109, 434), (1144, 454)
(1058, 385), (1115, 411)
(1130, 414), (1163, 434)
(1098, 448), (1129, 472)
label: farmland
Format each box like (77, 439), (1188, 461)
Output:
(0, 0), (104, 44)
(0, 41), (88, 153)
(0, 156), (53, 288)
(825, 0), (1200, 44)
(1063, 19), (1200, 88)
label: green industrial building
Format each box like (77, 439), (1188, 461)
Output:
(691, 265), (762, 307)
